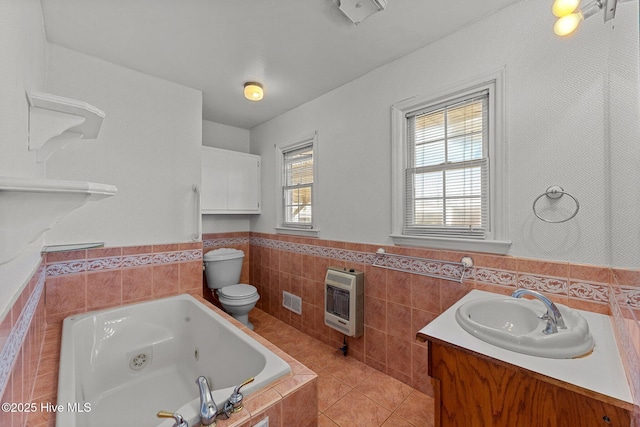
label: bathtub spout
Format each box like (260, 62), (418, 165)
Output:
(196, 376), (217, 426)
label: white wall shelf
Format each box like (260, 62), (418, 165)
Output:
(0, 177), (117, 264)
(27, 91), (105, 162)
(42, 242), (105, 253)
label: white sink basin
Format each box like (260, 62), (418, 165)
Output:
(454, 296), (594, 358)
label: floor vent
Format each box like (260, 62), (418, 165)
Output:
(282, 291), (302, 315)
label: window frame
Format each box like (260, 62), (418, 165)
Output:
(275, 131), (320, 237)
(390, 69), (511, 254)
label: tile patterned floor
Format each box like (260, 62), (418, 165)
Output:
(250, 309), (435, 427)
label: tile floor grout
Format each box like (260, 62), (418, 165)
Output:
(250, 309), (435, 427)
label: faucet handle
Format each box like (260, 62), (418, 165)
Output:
(538, 312), (559, 335)
(228, 377), (255, 413)
(157, 410), (189, 427)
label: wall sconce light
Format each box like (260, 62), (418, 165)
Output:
(552, 0), (627, 36)
(243, 82), (264, 101)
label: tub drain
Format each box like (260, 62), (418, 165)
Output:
(129, 353), (149, 370)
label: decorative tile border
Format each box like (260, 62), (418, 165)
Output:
(205, 235), (467, 282)
(204, 237), (249, 248)
(474, 268), (517, 287)
(569, 281), (609, 303)
(202, 235), (640, 307)
(250, 237), (377, 264)
(46, 249), (202, 277)
(249, 237), (470, 282)
(0, 266), (44, 399)
(517, 274), (567, 295)
(121, 254), (156, 268)
(620, 286), (640, 307)
(371, 253), (466, 282)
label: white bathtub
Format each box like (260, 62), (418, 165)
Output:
(56, 294), (291, 427)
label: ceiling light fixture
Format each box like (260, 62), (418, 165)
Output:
(552, 0), (630, 36)
(243, 82), (264, 101)
(338, 0), (387, 25)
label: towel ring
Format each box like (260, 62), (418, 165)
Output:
(532, 185), (580, 223)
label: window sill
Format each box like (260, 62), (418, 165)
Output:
(390, 234), (511, 255)
(275, 227), (320, 238)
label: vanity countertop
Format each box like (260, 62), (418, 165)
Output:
(417, 289), (633, 405)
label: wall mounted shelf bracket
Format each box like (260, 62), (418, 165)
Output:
(27, 91), (105, 163)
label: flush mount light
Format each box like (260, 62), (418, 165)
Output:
(243, 82), (264, 101)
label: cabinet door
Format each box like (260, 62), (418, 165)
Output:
(429, 341), (632, 427)
(201, 146), (261, 214)
(227, 154), (260, 212)
(201, 147), (228, 211)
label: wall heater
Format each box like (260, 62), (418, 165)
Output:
(324, 267), (364, 337)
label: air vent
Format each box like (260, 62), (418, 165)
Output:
(282, 291), (302, 315)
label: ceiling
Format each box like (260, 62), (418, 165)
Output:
(40, 0), (523, 130)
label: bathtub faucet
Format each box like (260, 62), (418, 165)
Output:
(196, 376), (217, 426)
(224, 377), (255, 415)
(156, 410), (188, 427)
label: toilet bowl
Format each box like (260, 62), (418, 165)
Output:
(203, 248), (259, 329)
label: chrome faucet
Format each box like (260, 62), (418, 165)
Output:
(511, 289), (566, 334)
(196, 376), (217, 426)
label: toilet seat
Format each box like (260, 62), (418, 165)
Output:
(218, 284), (257, 300)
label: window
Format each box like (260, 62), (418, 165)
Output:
(276, 132), (319, 236)
(283, 144), (313, 226)
(391, 71), (510, 254)
(406, 91), (489, 237)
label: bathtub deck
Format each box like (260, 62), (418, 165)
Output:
(250, 308), (435, 427)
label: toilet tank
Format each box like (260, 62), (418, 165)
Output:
(203, 248), (245, 289)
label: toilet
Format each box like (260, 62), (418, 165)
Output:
(203, 248), (259, 330)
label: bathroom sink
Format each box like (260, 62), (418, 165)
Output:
(454, 296), (594, 358)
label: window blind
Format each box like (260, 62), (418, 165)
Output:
(404, 91), (490, 239)
(282, 142), (314, 228)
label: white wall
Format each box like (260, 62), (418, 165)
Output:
(202, 120), (253, 234)
(203, 120), (250, 152)
(0, 0), (48, 320)
(44, 44), (202, 246)
(250, 0), (640, 268)
(608, 2), (640, 268)
(0, 0), (47, 178)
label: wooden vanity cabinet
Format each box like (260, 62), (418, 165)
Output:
(427, 339), (633, 427)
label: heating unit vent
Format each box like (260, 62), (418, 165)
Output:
(282, 291), (302, 315)
(324, 267), (364, 337)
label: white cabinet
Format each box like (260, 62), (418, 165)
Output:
(201, 147), (261, 214)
